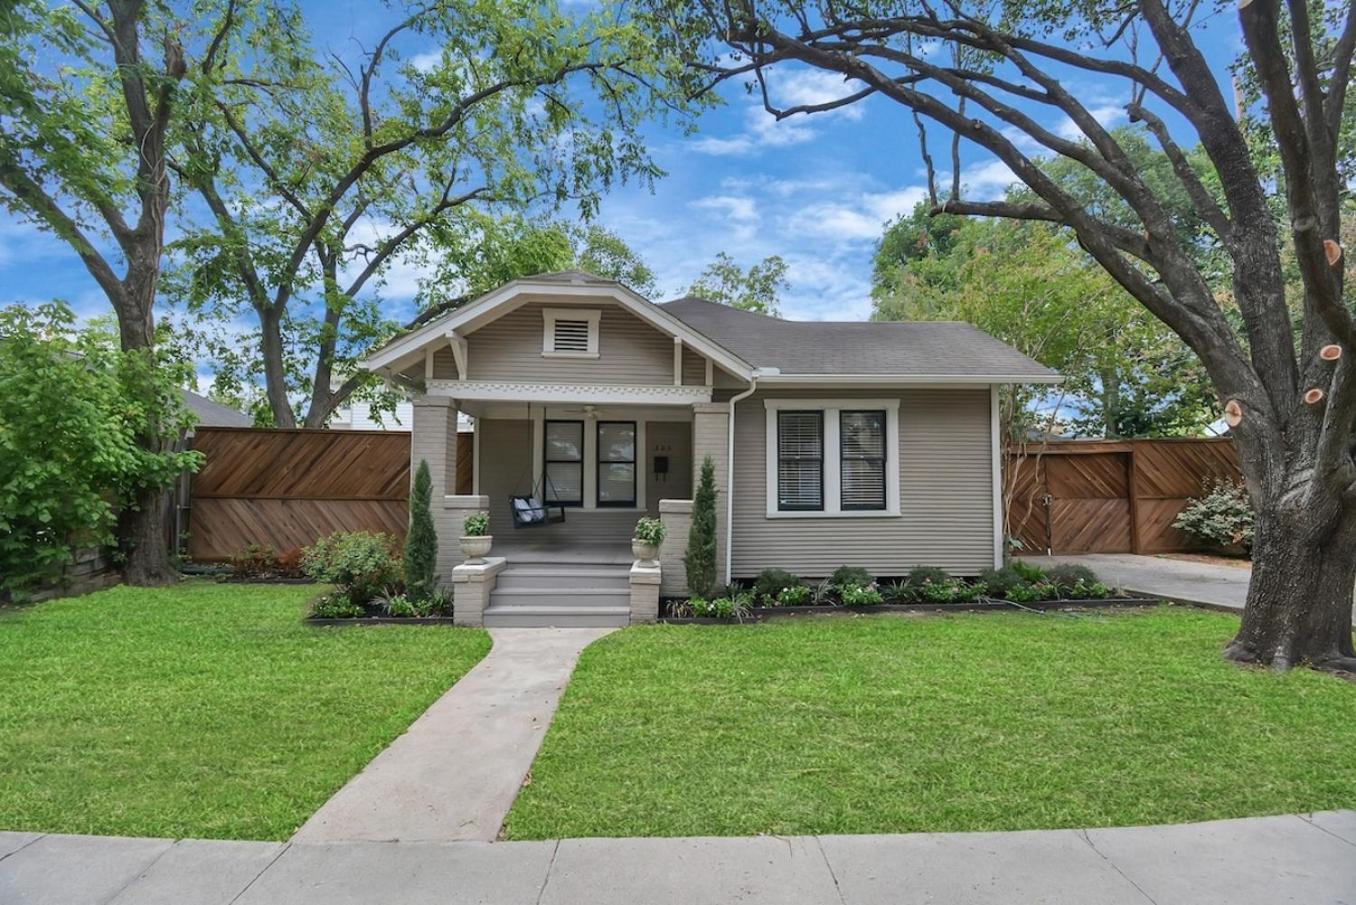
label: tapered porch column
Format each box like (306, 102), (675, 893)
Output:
(412, 395), (483, 584)
(691, 402), (730, 584)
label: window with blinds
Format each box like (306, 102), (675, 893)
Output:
(777, 410), (824, 511)
(543, 420), (584, 506)
(596, 421), (637, 506)
(551, 318), (591, 352)
(840, 410), (887, 510)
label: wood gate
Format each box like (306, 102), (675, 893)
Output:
(1006, 438), (1241, 555)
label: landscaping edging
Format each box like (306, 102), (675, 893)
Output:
(305, 616), (457, 626)
(660, 597), (1163, 623)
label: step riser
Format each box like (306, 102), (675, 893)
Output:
(490, 591), (630, 608)
(496, 574), (630, 591)
(483, 612), (630, 628)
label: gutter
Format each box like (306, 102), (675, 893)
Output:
(724, 370), (763, 585)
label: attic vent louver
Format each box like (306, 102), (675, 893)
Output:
(553, 319), (590, 352)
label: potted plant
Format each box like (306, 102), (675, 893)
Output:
(459, 512), (492, 564)
(632, 516), (666, 565)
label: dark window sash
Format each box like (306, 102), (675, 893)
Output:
(840, 410), (887, 511)
(596, 420), (636, 507)
(543, 419), (583, 507)
(777, 410), (824, 512)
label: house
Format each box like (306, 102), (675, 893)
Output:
(361, 270), (1058, 627)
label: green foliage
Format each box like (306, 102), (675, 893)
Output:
(462, 512), (490, 537)
(1010, 559), (1048, 583)
(1173, 478), (1255, 552)
(881, 579), (912, 602)
(838, 583), (884, 606)
(689, 253), (790, 316)
(381, 594), (417, 618)
(0, 303), (201, 598)
(872, 197), (1216, 439)
(310, 592), (365, 619)
(830, 565), (874, 589)
(774, 584), (811, 606)
(752, 568), (801, 602)
(1005, 581), (1057, 603)
(404, 460), (438, 601)
(230, 544), (279, 580)
(685, 456), (719, 597)
(633, 516), (666, 545)
(301, 532), (401, 605)
(684, 594), (752, 620)
(978, 566), (1025, 598)
(1046, 563), (1101, 593)
(905, 566), (950, 588)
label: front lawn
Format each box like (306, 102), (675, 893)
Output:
(504, 608), (1356, 839)
(0, 581), (489, 840)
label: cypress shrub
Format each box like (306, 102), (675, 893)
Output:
(404, 459), (438, 601)
(685, 455), (718, 597)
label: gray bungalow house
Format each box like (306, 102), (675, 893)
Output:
(361, 270), (1058, 627)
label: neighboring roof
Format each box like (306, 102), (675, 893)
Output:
(182, 390), (253, 428)
(532, 269), (621, 286)
(660, 296), (1059, 383)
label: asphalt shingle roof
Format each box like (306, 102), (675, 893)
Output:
(659, 296), (1058, 380)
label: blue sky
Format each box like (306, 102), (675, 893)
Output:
(0, 2), (1245, 333)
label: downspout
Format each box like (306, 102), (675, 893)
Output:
(724, 371), (761, 586)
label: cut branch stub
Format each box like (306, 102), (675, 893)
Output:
(1321, 344), (1343, 361)
(1325, 240), (1343, 267)
(1304, 387), (1326, 405)
(1224, 399), (1244, 426)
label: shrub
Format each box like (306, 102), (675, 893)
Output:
(952, 580), (987, 603)
(906, 566), (950, 588)
(301, 531), (401, 605)
(978, 566), (1024, 598)
(830, 565), (874, 589)
(683, 593), (752, 620)
(685, 456), (719, 597)
(415, 587), (455, 617)
(752, 568), (801, 602)
(775, 584), (811, 606)
(276, 547), (304, 576)
(1010, 559), (1047, 583)
(462, 512), (490, 537)
(404, 459), (438, 601)
(1006, 581), (1057, 603)
(839, 583), (884, 606)
(633, 517), (666, 545)
(1046, 563), (1100, 593)
(230, 544), (278, 580)
(310, 592), (364, 619)
(919, 579), (962, 603)
(810, 579), (836, 606)
(381, 593), (417, 617)
(0, 302), (200, 598)
(1173, 478), (1254, 551)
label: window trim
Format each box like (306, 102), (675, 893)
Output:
(542, 308), (601, 358)
(542, 419), (584, 507)
(763, 399), (900, 518)
(775, 410), (825, 512)
(839, 410), (888, 511)
(595, 420), (637, 508)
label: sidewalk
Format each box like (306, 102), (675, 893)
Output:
(2, 811), (1352, 904)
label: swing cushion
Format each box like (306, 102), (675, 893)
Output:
(512, 496), (547, 525)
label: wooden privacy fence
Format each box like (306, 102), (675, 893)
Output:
(187, 427), (472, 561)
(1005, 438), (1241, 555)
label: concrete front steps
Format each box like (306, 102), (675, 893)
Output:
(482, 560), (633, 627)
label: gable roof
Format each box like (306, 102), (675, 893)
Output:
(361, 272), (754, 379)
(182, 389), (253, 427)
(660, 296), (1059, 383)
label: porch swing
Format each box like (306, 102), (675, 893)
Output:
(508, 403), (567, 528)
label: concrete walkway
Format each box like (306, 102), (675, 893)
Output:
(2, 812), (1352, 904)
(1036, 553), (1356, 626)
(292, 627), (614, 844)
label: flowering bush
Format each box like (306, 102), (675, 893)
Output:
(301, 531), (401, 604)
(839, 583), (883, 606)
(775, 584), (811, 606)
(1173, 478), (1254, 552)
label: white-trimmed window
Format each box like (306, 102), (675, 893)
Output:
(542, 308), (601, 358)
(764, 399), (900, 517)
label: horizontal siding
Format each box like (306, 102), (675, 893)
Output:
(681, 346), (706, 385)
(432, 347), (458, 380)
(730, 388), (995, 578)
(467, 301), (674, 384)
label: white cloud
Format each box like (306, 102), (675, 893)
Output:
(1053, 102), (1126, 141)
(689, 194), (758, 223)
(790, 184), (929, 242)
(690, 104), (818, 156)
(768, 68), (867, 121)
(408, 50), (441, 73)
(689, 69), (871, 157)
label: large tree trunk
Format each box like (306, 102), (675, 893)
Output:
(259, 306), (297, 428)
(1225, 496), (1356, 671)
(116, 261), (179, 587)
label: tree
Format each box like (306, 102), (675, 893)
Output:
(685, 456), (718, 597)
(0, 303), (198, 598)
(0, 0), (244, 583)
(689, 252), (790, 316)
(175, 0), (700, 428)
(404, 459), (437, 602)
(873, 206), (1216, 438)
(651, 0), (1356, 670)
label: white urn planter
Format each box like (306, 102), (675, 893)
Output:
(631, 538), (658, 565)
(460, 535), (493, 565)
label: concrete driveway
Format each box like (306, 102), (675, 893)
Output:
(1031, 553), (1356, 626)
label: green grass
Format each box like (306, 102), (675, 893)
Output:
(504, 608), (1356, 839)
(0, 581), (490, 840)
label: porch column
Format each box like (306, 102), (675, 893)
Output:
(692, 402), (730, 585)
(411, 395), (458, 494)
